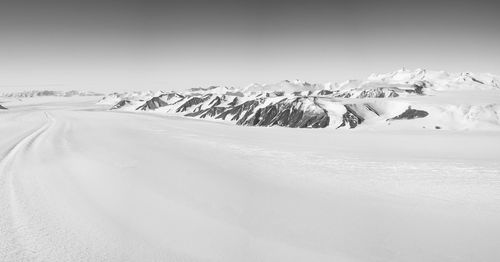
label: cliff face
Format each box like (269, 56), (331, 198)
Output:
(240, 97), (330, 128)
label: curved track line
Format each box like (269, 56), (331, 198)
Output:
(0, 112), (55, 260)
(0, 112), (54, 172)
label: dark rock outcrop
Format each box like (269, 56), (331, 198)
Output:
(216, 100), (261, 122)
(266, 91), (285, 97)
(186, 106), (226, 118)
(240, 97), (330, 128)
(317, 90), (333, 96)
(364, 104), (380, 116)
(336, 84), (429, 99)
(227, 97), (239, 107)
(406, 81), (428, 95)
(338, 105), (364, 128)
(357, 88), (397, 98)
(292, 91), (312, 96)
(161, 92), (185, 101)
(207, 96), (222, 107)
(388, 106), (429, 120)
(106, 88), (436, 130)
(110, 100), (131, 110)
(176, 94), (212, 113)
(0, 104), (7, 110)
(354, 88), (400, 98)
(136, 96), (169, 111)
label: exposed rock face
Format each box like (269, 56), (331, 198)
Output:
(108, 93), (378, 129)
(338, 105), (364, 128)
(409, 82), (427, 95)
(135, 93), (186, 111)
(356, 88), (394, 98)
(267, 91), (285, 97)
(206, 96), (222, 107)
(317, 90), (333, 96)
(337, 87), (410, 98)
(185, 106), (226, 118)
(332, 82), (430, 98)
(176, 95), (212, 113)
(110, 100), (131, 110)
(389, 107), (429, 120)
(227, 97), (239, 107)
(240, 97), (330, 128)
(0, 104), (7, 110)
(364, 104), (380, 116)
(161, 92), (185, 101)
(107, 89), (435, 130)
(179, 95), (332, 128)
(136, 96), (169, 111)
(216, 100), (261, 122)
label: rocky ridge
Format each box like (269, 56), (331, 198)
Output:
(103, 69), (500, 130)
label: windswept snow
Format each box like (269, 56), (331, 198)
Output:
(0, 95), (499, 262)
(1, 69), (500, 261)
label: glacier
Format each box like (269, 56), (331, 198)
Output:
(1, 68), (500, 262)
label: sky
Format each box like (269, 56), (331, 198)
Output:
(1, 0), (499, 92)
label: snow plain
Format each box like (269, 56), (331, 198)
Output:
(1, 96), (499, 262)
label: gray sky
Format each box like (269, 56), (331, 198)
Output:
(1, 0), (499, 92)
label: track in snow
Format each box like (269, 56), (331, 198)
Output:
(0, 112), (55, 260)
(0, 97), (499, 262)
(0, 112), (54, 171)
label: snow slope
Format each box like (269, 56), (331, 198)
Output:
(1, 96), (499, 261)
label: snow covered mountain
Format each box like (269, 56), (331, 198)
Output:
(102, 69), (500, 130)
(366, 68), (500, 90)
(244, 80), (326, 95)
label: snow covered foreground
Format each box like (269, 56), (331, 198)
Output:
(1, 96), (500, 262)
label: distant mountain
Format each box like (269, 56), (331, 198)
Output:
(364, 68), (500, 91)
(0, 90), (104, 98)
(101, 69), (500, 130)
(243, 80), (326, 95)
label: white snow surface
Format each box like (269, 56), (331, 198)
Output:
(1, 96), (500, 261)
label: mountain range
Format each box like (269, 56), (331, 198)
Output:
(98, 69), (500, 130)
(0, 90), (103, 98)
